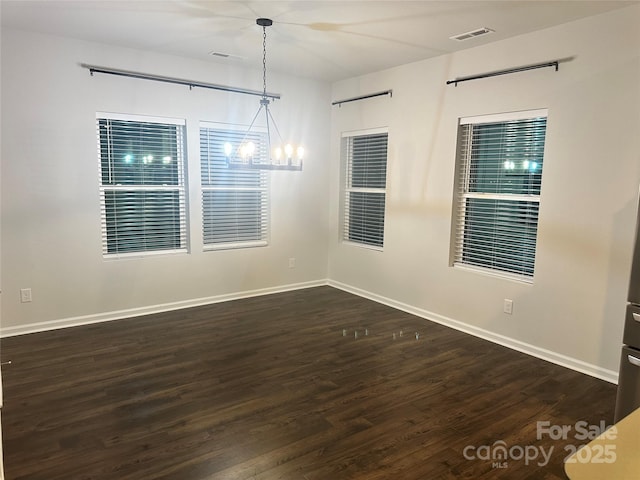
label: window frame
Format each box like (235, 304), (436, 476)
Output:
(199, 122), (269, 251)
(341, 127), (389, 250)
(96, 112), (188, 259)
(452, 109), (548, 282)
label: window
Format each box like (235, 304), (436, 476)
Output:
(200, 124), (268, 249)
(97, 114), (187, 257)
(341, 129), (388, 248)
(453, 110), (547, 279)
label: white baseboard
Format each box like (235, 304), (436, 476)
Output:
(1, 278), (619, 385)
(0, 280), (328, 338)
(328, 280), (619, 385)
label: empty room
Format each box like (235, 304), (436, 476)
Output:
(1, 1), (639, 479)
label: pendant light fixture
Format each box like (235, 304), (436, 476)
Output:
(225, 18), (304, 171)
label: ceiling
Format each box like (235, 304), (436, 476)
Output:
(1, 1), (636, 82)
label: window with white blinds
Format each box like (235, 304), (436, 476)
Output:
(200, 124), (268, 249)
(453, 110), (547, 280)
(97, 114), (187, 257)
(342, 129), (388, 248)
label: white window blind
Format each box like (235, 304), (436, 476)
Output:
(97, 114), (187, 257)
(342, 130), (388, 248)
(200, 125), (268, 249)
(453, 111), (547, 279)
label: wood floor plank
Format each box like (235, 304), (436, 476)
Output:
(0, 286), (616, 479)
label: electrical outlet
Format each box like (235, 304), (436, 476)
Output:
(20, 288), (32, 303)
(288, 257), (296, 268)
(503, 298), (513, 315)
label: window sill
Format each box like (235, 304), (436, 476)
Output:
(204, 241), (268, 251)
(103, 248), (189, 260)
(453, 263), (534, 285)
(342, 240), (384, 252)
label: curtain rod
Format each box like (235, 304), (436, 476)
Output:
(80, 64), (281, 100)
(332, 90), (392, 107)
(446, 61), (559, 87)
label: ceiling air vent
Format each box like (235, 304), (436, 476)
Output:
(208, 51), (245, 61)
(450, 27), (494, 42)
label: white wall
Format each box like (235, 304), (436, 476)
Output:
(2, 6), (639, 382)
(0, 29), (331, 334)
(328, 5), (640, 379)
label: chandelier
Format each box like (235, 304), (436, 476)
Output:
(225, 18), (304, 171)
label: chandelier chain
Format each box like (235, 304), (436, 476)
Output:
(262, 26), (267, 98)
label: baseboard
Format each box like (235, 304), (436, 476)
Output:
(328, 280), (619, 385)
(0, 280), (328, 338)
(2, 278), (619, 385)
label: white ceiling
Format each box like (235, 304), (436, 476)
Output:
(1, 0), (636, 82)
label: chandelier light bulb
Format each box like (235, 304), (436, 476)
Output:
(284, 144), (294, 158)
(224, 142), (233, 157)
(296, 146), (305, 160)
(274, 147), (283, 162)
(246, 141), (256, 157)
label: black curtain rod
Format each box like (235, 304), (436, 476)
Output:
(332, 90), (393, 107)
(80, 64), (281, 100)
(446, 61), (559, 87)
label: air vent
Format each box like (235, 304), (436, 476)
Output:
(450, 27), (494, 42)
(208, 51), (245, 61)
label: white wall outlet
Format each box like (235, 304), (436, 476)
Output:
(288, 257), (296, 268)
(20, 288), (32, 303)
(503, 298), (513, 315)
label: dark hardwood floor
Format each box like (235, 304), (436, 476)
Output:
(1, 286), (616, 479)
